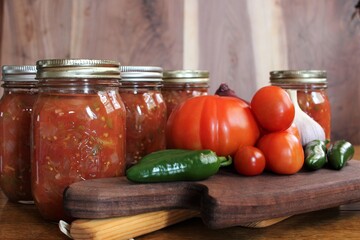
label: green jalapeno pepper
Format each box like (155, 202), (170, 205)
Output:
(304, 140), (329, 171)
(327, 140), (354, 170)
(126, 149), (232, 183)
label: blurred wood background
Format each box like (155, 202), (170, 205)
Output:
(1, 0), (360, 144)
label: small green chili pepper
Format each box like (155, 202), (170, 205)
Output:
(304, 140), (329, 171)
(327, 140), (354, 170)
(126, 149), (232, 183)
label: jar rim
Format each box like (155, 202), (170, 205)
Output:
(270, 70), (327, 84)
(163, 78), (209, 84)
(120, 66), (163, 82)
(36, 59), (121, 79)
(163, 70), (209, 79)
(2, 65), (37, 82)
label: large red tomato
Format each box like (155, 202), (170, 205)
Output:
(251, 86), (295, 132)
(257, 131), (304, 175)
(166, 95), (260, 156)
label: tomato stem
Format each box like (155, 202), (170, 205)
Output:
(219, 156), (232, 167)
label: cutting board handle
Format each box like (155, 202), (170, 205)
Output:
(64, 162), (360, 229)
(59, 210), (289, 240)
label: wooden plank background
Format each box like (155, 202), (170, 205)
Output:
(1, 0), (360, 144)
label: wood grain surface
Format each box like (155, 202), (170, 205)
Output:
(0, 146), (360, 239)
(1, 0), (360, 144)
(3, 188), (360, 240)
(64, 160), (360, 229)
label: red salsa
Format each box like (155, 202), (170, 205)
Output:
(32, 59), (126, 221)
(32, 91), (126, 221)
(162, 70), (209, 118)
(120, 89), (166, 167)
(119, 66), (166, 167)
(0, 92), (37, 202)
(0, 65), (37, 203)
(298, 90), (331, 140)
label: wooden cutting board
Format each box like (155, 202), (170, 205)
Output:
(64, 160), (360, 229)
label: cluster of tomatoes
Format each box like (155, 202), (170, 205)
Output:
(166, 85), (304, 176)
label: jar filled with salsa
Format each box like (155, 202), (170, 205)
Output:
(119, 66), (166, 168)
(0, 65), (38, 204)
(270, 70), (331, 140)
(162, 70), (209, 118)
(32, 59), (126, 221)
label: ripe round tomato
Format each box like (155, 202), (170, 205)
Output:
(166, 95), (260, 156)
(234, 146), (265, 176)
(259, 122), (300, 140)
(251, 86), (295, 132)
(285, 122), (301, 143)
(257, 131), (304, 175)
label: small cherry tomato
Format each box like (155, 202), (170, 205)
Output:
(257, 131), (304, 175)
(251, 86), (295, 132)
(234, 146), (266, 176)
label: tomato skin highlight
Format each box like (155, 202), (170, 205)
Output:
(234, 146), (265, 176)
(251, 86), (295, 132)
(166, 95), (260, 156)
(257, 131), (304, 175)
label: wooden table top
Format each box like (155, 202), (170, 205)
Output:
(1, 146), (360, 240)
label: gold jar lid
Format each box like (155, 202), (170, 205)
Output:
(163, 70), (209, 83)
(36, 59), (121, 79)
(120, 66), (163, 82)
(270, 70), (327, 84)
(2, 65), (37, 81)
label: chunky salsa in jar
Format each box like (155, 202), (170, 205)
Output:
(297, 90), (331, 140)
(32, 59), (126, 221)
(270, 70), (331, 140)
(162, 70), (209, 118)
(0, 65), (38, 203)
(119, 66), (166, 168)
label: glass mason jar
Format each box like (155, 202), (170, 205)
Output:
(119, 66), (166, 168)
(270, 70), (331, 140)
(162, 70), (209, 118)
(0, 65), (38, 204)
(32, 59), (126, 221)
